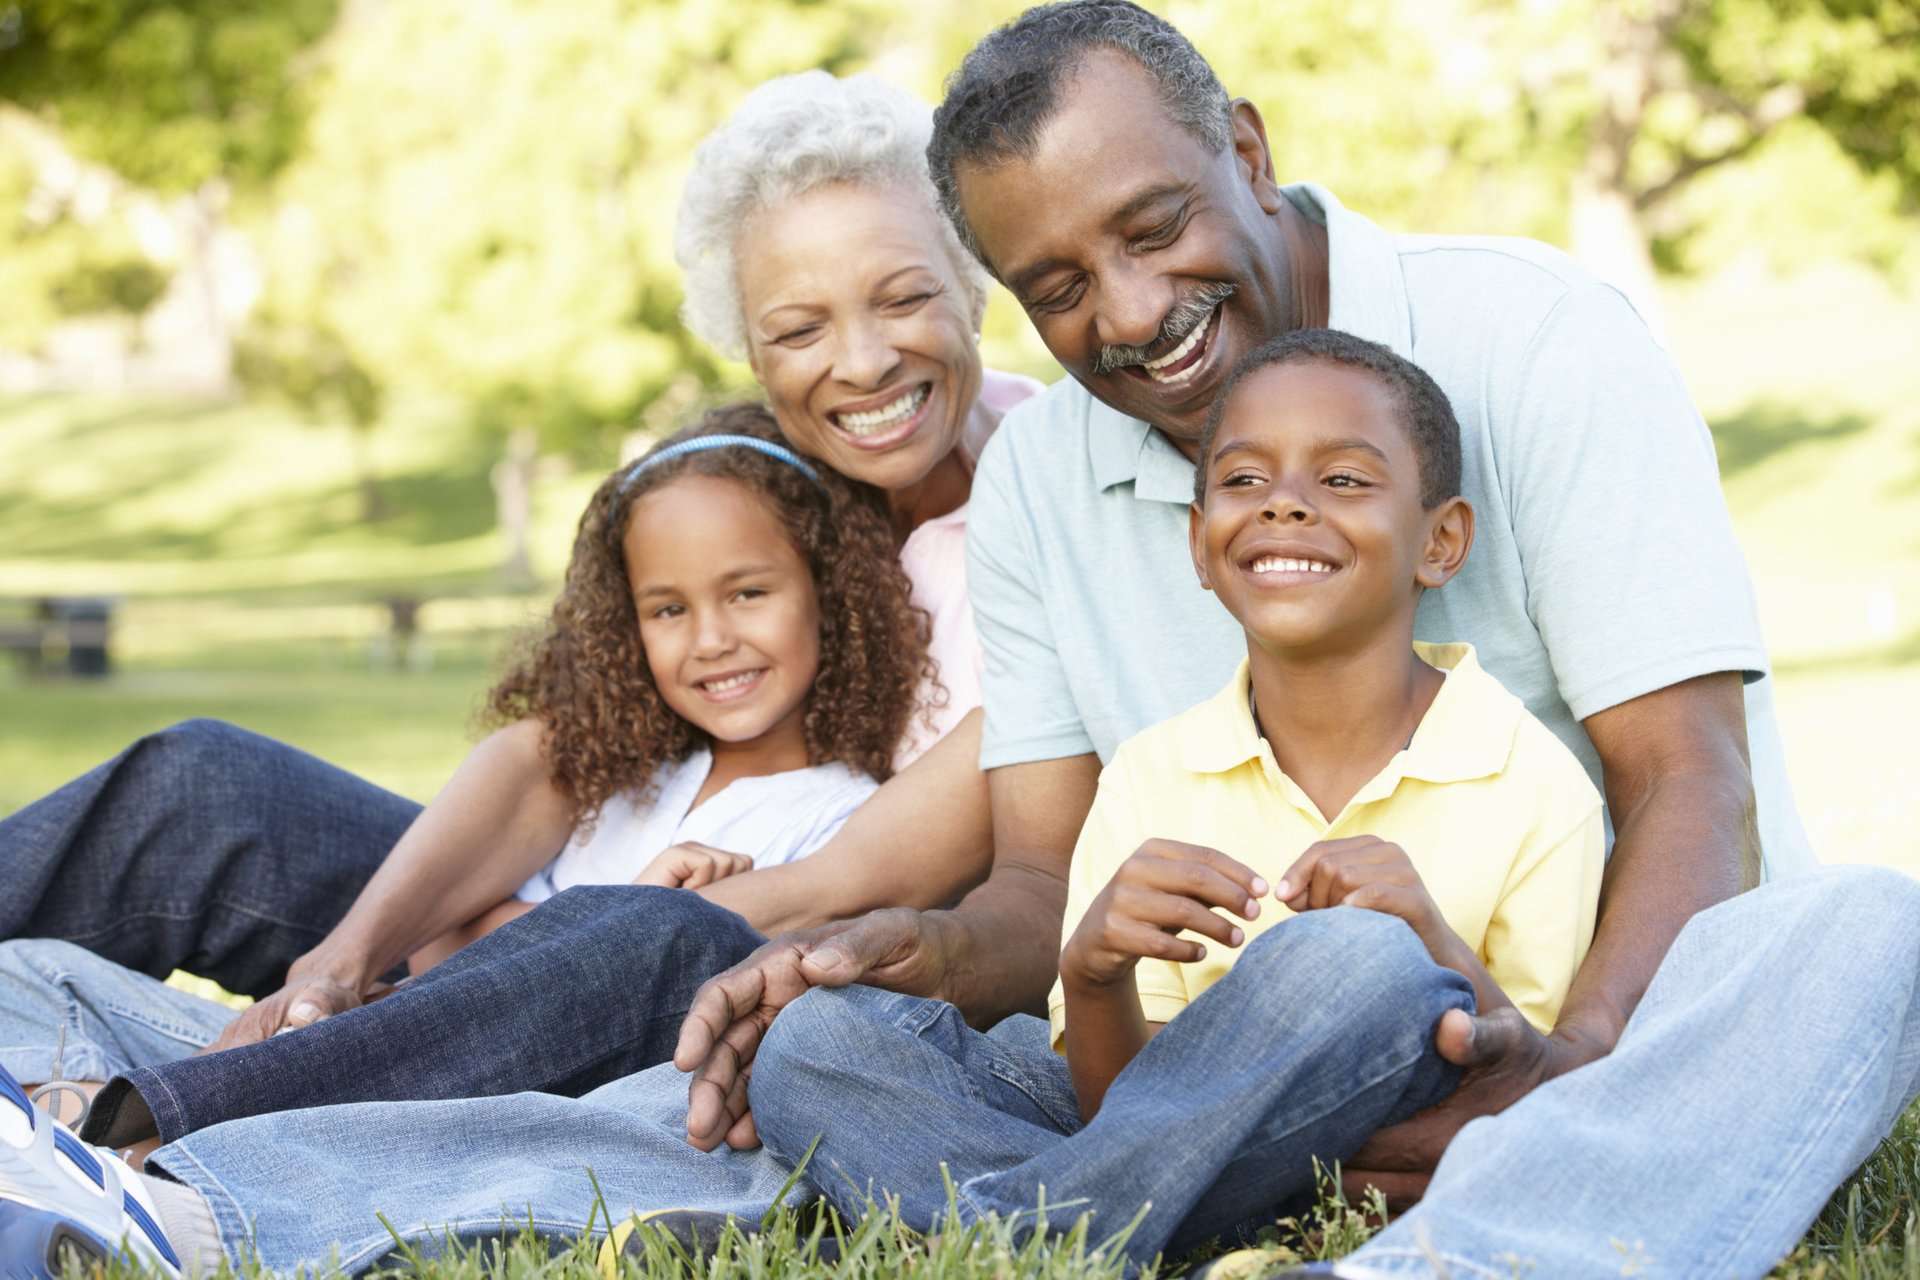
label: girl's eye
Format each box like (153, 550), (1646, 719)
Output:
(649, 603), (685, 620)
(734, 587), (768, 602)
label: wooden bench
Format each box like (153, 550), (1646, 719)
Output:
(0, 597), (116, 676)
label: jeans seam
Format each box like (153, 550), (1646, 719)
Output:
(1352, 1246), (1509, 1278)
(149, 1141), (254, 1269)
(337, 1212), (600, 1274)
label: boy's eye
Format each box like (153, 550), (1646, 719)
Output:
(1325, 472), (1369, 489)
(1218, 471), (1261, 488)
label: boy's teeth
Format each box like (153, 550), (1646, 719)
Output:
(1251, 557), (1334, 575)
(702, 671), (760, 692)
(1142, 307), (1216, 381)
(836, 385), (929, 435)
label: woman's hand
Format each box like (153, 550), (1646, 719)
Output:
(1060, 838), (1266, 989)
(634, 842), (754, 889)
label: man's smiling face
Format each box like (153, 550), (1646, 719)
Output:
(955, 51), (1293, 452)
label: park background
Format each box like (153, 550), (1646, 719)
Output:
(3, 0), (1918, 869)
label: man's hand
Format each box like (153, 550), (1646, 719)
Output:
(634, 842), (754, 889)
(672, 908), (948, 1151)
(1061, 839), (1264, 988)
(1342, 1005), (1573, 1209)
(200, 967), (366, 1053)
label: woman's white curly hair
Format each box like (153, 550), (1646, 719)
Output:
(675, 71), (989, 361)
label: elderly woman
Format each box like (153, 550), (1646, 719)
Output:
(0, 71), (1040, 1175)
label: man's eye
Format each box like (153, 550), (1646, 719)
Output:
(1133, 208), (1189, 251)
(1027, 281), (1083, 314)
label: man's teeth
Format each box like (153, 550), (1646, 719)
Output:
(1141, 307), (1217, 383)
(1250, 557), (1335, 575)
(701, 671), (761, 692)
(836, 385), (929, 435)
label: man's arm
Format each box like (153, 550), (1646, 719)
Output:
(695, 710), (995, 935)
(675, 750), (1098, 1149)
(1344, 670), (1754, 1200)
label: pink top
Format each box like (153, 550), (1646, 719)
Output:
(892, 368), (1045, 771)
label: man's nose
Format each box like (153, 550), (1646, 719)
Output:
(1091, 259), (1174, 353)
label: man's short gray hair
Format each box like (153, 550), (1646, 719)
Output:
(930, 1), (1234, 267)
(676, 71), (988, 361)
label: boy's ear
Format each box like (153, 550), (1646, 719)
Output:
(1415, 496), (1474, 590)
(1188, 502), (1214, 592)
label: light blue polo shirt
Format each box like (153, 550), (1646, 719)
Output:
(966, 183), (1814, 881)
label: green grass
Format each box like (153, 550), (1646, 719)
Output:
(9, 264), (1920, 1275)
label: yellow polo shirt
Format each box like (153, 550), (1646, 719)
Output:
(1049, 643), (1603, 1051)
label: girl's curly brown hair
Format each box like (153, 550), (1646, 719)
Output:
(484, 402), (936, 831)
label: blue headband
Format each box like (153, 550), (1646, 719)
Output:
(616, 434), (826, 495)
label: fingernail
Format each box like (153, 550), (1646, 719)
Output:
(289, 1001), (320, 1024)
(1274, 879), (1292, 898)
(811, 947), (848, 970)
(1229, 928), (1244, 946)
(1251, 877), (1269, 896)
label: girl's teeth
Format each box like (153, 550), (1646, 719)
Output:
(1251, 557), (1334, 575)
(836, 385), (929, 435)
(703, 671), (760, 692)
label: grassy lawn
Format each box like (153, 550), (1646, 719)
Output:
(5, 264), (1920, 1275)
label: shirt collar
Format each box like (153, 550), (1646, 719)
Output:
(1085, 183), (1411, 503)
(1177, 643), (1521, 791)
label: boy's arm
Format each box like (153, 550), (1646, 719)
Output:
(204, 718), (573, 1050)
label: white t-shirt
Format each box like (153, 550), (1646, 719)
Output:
(513, 749), (876, 904)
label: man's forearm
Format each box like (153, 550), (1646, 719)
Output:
(1556, 674), (1755, 1062)
(923, 860), (1072, 1026)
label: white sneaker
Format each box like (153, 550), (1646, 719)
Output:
(0, 1063), (181, 1278)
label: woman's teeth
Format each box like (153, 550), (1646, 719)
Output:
(835, 385), (929, 435)
(1250, 557), (1335, 575)
(700, 671), (761, 693)
(1142, 307), (1217, 385)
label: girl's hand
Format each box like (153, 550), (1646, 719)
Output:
(1275, 836), (1452, 961)
(635, 842), (755, 889)
(1061, 838), (1266, 989)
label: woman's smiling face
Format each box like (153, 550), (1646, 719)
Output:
(735, 182), (984, 495)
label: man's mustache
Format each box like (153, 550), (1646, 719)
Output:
(1091, 282), (1237, 377)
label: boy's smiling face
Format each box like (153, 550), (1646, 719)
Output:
(1189, 359), (1471, 659)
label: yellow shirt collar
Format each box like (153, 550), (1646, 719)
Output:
(1176, 642), (1522, 790)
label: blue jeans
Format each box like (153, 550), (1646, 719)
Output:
(749, 909), (1471, 1266)
(143, 864), (1920, 1278)
(58, 887), (767, 1145)
(0, 719), (415, 998)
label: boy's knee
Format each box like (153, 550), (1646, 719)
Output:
(1222, 909), (1461, 1024)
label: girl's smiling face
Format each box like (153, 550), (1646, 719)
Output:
(735, 181), (984, 496)
(626, 473), (822, 766)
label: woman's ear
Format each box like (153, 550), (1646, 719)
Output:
(1416, 496), (1475, 590)
(1188, 502), (1214, 592)
(1230, 98), (1285, 216)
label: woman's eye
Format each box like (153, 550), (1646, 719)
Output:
(774, 326), (820, 346)
(887, 292), (933, 311)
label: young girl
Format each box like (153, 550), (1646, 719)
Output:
(405, 400), (933, 968)
(0, 400), (934, 1135)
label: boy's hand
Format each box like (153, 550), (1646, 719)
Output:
(635, 842), (754, 889)
(1275, 836), (1452, 961)
(1061, 839), (1266, 988)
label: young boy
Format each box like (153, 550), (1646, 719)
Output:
(1055, 328), (1604, 1119)
(747, 328), (1604, 1266)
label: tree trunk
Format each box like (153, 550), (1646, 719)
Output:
(351, 423), (385, 522)
(491, 427), (539, 584)
(1570, 174), (1666, 338)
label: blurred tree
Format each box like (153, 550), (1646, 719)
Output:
(252, 0), (899, 574)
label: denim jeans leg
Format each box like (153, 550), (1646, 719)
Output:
(0, 719), (418, 997)
(751, 986), (1084, 1232)
(1351, 864), (1920, 1280)
(0, 939), (238, 1084)
(85, 885), (768, 1146)
(148, 1059), (812, 1275)
(958, 909), (1471, 1267)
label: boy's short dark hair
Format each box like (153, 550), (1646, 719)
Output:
(929, 1), (1233, 268)
(1194, 329), (1463, 510)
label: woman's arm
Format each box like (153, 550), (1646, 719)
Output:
(697, 708), (993, 934)
(204, 717), (574, 1050)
